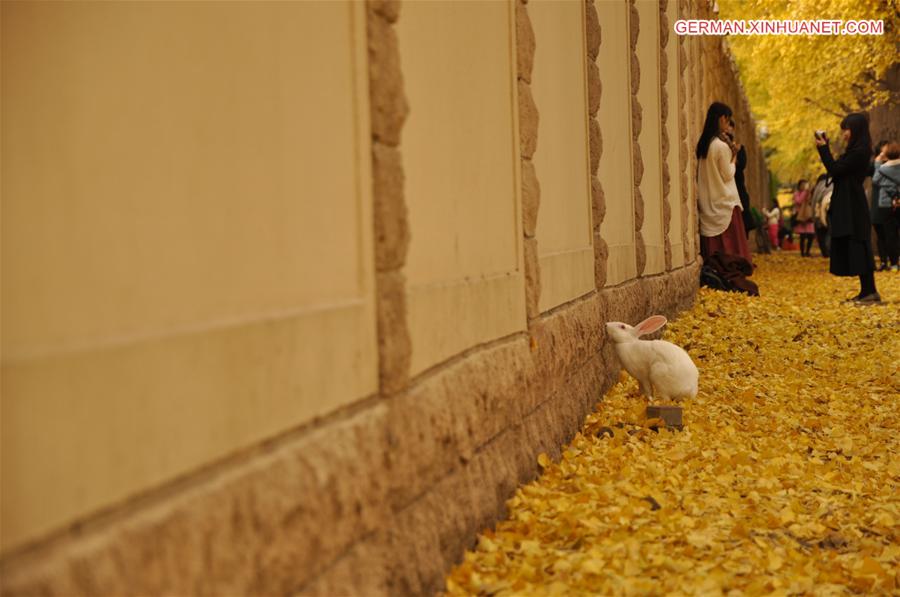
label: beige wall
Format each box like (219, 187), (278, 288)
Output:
(0, 1), (768, 585)
(1, 1), (377, 553)
(595, 0), (636, 286)
(397, 1), (525, 376)
(636, 0), (664, 275)
(530, 0), (594, 312)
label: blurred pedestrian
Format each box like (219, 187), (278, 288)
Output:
(779, 207), (794, 250)
(870, 141), (890, 270)
(814, 114), (880, 303)
(793, 179), (816, 256)
(696, 102), (752, 263)
(872, 141), (900, 271)
(811, 173), (833, 258)
(764, 201), (781, 250)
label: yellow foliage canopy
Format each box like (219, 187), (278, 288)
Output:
(718, 0), (899, 181)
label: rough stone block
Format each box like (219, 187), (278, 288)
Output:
(593, 234), (608, 289)
(367, 16), (408, 147)
(587, 60), (601, 115)
(660, 85), (668, 121)
(297, 534), (390, 596)
(521, 158), (540, 237)
(367, 0), (400, 24)
(516, 2), (535, 83)
(591, 175), (605, 228)
(659, 4), (669, 47)
(635, 231), (646, 277)
(589, 117), (602, 173)
(372, 143), (409, 271)
(376, 271), (411, 394)
(661, 127), (669, 164)
(517, 80), (539, 159)
(632, 143), (644, 195)
(524, 237), (541, 319)
(630, 52), (641, 96)
(662, 197), (672, 235)
(1, 404), (393, 597)
(633, 186), (644, 230)
(530, 296), (604, 382)
(384, 339), (536, 510)
(386, 427), (525, 597)
(585, 3), (601, 60)
(631, 95), (642, 139)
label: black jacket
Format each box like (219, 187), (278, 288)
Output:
(734, 146), (756, 231)
(817, 143), (871, 241)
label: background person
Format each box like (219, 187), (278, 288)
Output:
(764, 201), (781, 250)
(815, 114), (880, 303)
(793, 179), (816, 256)
(696, 102), (752, 263)
(870, 141), (891, 270)
(811, 173), (833, 258)
(872, 142), (900, 271)
(726, 119), (757, 239)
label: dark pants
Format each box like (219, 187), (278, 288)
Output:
(799, 233), (815, 256)
(878, 215), (900, 267)
(874, 223), (888, 266)
(815, 225), (830, 257)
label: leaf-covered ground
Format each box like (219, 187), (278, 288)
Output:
(447, 253), (900, 596)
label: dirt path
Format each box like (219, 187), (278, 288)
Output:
(446, 253), (900, 596)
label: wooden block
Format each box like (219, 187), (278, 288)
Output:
(646, 404), (683, 429)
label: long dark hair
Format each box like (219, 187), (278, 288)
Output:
(696, 102), (733, 159)
(840, 113), (872, 157)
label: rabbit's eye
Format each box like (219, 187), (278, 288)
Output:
(620, 324), (626, 329)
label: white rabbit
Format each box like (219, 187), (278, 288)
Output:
(605, 315), (698, 403)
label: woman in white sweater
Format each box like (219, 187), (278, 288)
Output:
(696, 102), (752, 263)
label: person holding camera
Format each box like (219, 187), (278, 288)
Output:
(814, 114), (880, 303)
(696, 102), (751, 263)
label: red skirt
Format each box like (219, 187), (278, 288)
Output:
(700, 206), (752, 264)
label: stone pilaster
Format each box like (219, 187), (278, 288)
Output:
(628, 0), (646, 276)
(678, 0), (692, 266)
(516, 0), (542, 321)
(585, 0), (607, 289)
(659, 0), (672, 271)
(368, 0), (412, 396)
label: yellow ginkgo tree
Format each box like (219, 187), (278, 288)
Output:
(718, 0), (899, 182)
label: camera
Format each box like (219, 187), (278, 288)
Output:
(815, 130), (827, 140)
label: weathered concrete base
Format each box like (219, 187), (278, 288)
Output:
(0, 262), (700, 597)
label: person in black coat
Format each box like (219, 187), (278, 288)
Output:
(815, 113), (880, 303)
(726, 119), (756, 238)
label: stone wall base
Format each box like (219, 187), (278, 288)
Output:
(0, 262), (700, 597)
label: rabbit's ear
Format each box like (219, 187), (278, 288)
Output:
(635, 315), (667, 337)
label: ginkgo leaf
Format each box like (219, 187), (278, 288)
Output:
(446, 254), (900, 595)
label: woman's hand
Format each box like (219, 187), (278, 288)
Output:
(814, 133), (827, 147)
